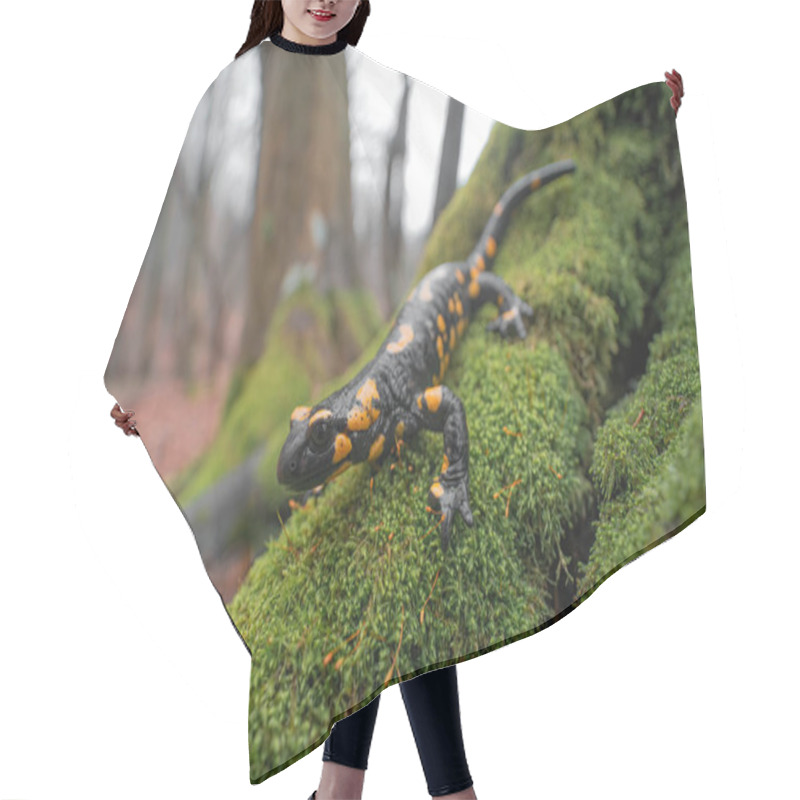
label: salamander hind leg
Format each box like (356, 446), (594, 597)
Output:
(415, 385), (474, 553)
(476, 271), (534, 339)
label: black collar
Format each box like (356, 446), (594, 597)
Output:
(270, 31), (348, 55)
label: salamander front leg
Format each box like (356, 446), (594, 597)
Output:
(475, 271), (533, 339)
(415, 385), (474, 552)
(292, 483), (326, 510)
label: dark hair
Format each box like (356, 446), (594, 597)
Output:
(235, 1), (371, 59)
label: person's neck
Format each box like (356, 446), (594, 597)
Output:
(280, 20), (336, 47)
(270, 30), (348, 55)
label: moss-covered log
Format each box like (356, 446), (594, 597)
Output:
(579, 235), (705, 594)
(223, 82), (704, 781)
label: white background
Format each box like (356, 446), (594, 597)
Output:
(1, 1), (796, 798)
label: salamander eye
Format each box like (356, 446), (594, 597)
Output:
(309, 421), (334, 452)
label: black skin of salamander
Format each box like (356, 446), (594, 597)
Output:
(277, 160), (576, 552)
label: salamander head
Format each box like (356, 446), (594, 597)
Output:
(278, 378), (382, 492)
(276, 404), (353, 491)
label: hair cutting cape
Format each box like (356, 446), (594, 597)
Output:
(104, 36), (705, 784)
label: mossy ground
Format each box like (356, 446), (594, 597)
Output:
(212, 82), (704, 782)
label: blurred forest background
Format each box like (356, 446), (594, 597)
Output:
(105, 46), (492, 599)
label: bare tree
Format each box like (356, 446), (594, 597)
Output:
(240, 48), (357, 369)
(381, 74), (411, 312)
(431, 96), (465, 229)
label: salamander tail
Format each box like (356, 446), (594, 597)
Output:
(467, 159), (576, 273)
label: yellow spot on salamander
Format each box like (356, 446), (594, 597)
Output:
(455, 295), (463, 316)
(441, 453), (450, 473)
(493, 202), (503, 216)
(531, 176), (541, 189)
(448, 296), (455, 313)
(437, 313), (446, 333)
(439, 352), (450, 380)
(455, 268), (465, 284)
(436, 335), (444, 359)
(291, 405), (311, 422)
(475, 253), (485, 272)
(502, 307), (517, 320)
(357, 378), (379, 409)
(347, 406), (372, 431)
(430, 481), (444, 499)
(457, 317), (467, 337)
(349, 378), (381, 430)
(309, 408), (333, 426)
(420, 279), (433, 302)
(368, 434), (385, 462)
(395, 421), (405, 439)
(424, 385), (443, 413)
(386, 323), (414, 353)
(486, 236), (497, 258)
(498, 294), (504, 305)
(449, 326), (456, 351)
(333, 433), (352, 464)
(468, 279), (480, 299)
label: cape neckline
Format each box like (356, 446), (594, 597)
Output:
(269, 31), (348, 55)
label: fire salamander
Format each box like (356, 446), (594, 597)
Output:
(276, 159), (576, 552)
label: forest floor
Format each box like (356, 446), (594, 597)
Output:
(118, 372), (230, 485)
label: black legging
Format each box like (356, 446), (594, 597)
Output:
(323, 664), (473, 797)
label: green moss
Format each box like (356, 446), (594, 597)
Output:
(194, 82), (702, 781)
(579, 234), (704, 593)
(579, 400), (705, 595)
(590, 411), (659, 502)
(233, 419), (555, 779)
(230, 313), (597, 779)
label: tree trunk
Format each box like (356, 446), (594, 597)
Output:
(381, 74), (410, 313)
(240, 47), (357, 369)
(431, 96), (465, 229)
